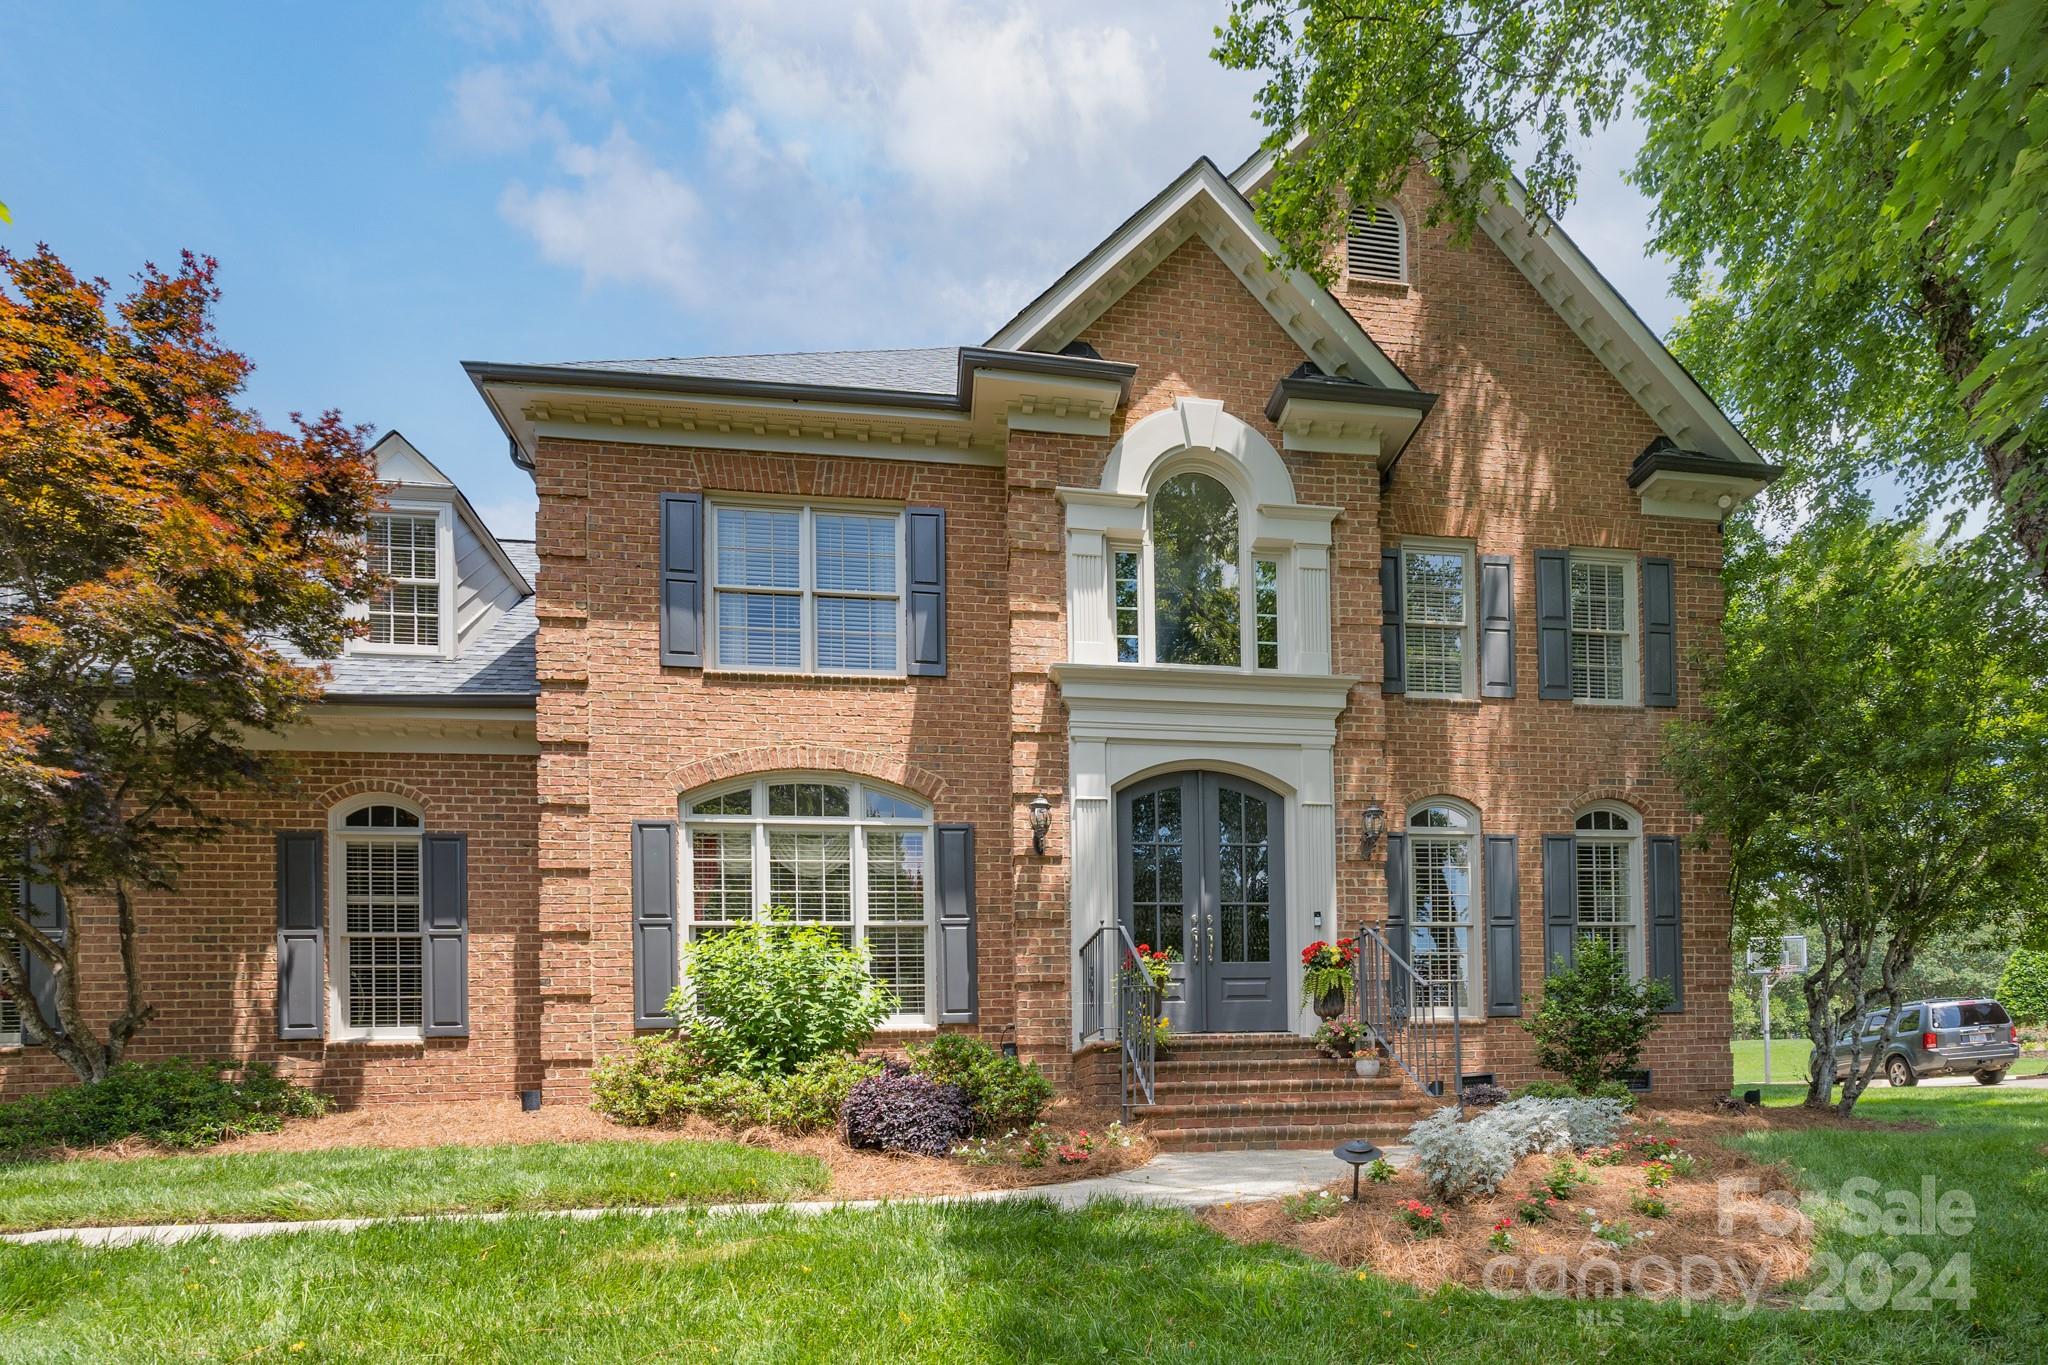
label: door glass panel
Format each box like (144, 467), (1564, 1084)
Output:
(1129, 788), (1185, 953)
(1216, 785), (1271, 964)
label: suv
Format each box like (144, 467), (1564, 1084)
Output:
(1832, 999), (2021, 1087)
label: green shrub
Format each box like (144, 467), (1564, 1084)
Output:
(674, 921), (896, 1080)
(771, 1052), (885, 1134)
(686, 1071), (776, 1129)
(590, 1035), (712, 1126)
(1523, 936), (1673, 1092)
(0, 1059), (327, 1157)
(1516, 1077), (1637, 1111)
(905, 1034), (1054, 1134)
(1998, 948), (2048, 1027)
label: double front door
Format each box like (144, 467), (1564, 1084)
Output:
(1117, 771), (1286, 1034)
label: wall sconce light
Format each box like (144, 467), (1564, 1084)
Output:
(1358, 803), (1387, 859)
(1028, 794), (1053, 855)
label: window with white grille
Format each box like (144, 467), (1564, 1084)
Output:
(1408, 802), (1480, 1017)
(1403, 545), (1474, 698)
(1569, 557), (1635, 702)
(1574, 806), (1641, 976)
(366, 514), (444, 649)
(683, 777), (932, 1022)
(331, 801), (425, 1039)
(0, 881), (19, 1046)
(712, 504), (902, 673)
(1346, 204), (1407, 282)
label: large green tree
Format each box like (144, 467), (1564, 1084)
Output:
(1215, 0), (2048, 586)
(1665, 509), (2048, 1113)
(0, 246), (379, 1081)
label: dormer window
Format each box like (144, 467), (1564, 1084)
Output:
(1346, 203), (1407, 283)
(364, 510), (449, 654)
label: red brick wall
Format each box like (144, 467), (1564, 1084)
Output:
(529, 439), (1018, 1094)
(0, 752), (540, 1104)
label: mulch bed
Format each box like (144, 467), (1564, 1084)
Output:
(75, 1094), (1155, 1202)
(1201, 1104), (1815, 1305)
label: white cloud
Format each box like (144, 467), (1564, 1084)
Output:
(499, 126), (704, 304)
(447, 65), (567, 153)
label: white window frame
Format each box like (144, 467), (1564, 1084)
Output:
(707, 500), (906, 676)
(357, 504), (454, 660)
(1345, 201), (1409, 284)
(1567, 551), (1639, 706)
(1124, 463), (1286, 672)
(680, 775), (934, 1026)
(1573, 803), (1645, 981)
(1399, 539), (1477, 699)
(1406, 799), (1483, 1020)
(326, 796), (427, 1042)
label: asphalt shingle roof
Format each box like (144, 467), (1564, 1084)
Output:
(307, 540), (537, 702)
(545, 347), (963, 397)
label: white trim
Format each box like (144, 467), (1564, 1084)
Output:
(1397, 539), (1477, 700)
(678, 775), (935, 1028)
(706, 501), (907, 677)
(354, 503), (455, 661)
(1566, 550), (1640, 707)
(987, 159), (1415, 391)
(325, 794), (427, 1044)
(1405, 798), (1483, 1021)
(1572, 802), (1646, 983)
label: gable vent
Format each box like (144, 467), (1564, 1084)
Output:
(1346, 204), (1407, 283)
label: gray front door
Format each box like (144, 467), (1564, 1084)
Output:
(1117, 772), (1286, 1034)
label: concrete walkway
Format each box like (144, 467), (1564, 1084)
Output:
(2, 1146), (1404, 1250)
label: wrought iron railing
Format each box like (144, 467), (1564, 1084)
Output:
(1353, 925), (1464, 1101)
(1078, 922), (1163, 1119)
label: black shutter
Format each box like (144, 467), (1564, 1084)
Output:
(1641, 556), (1677, 708)
(1480, 555), (1516, 698)
(631, 821), (680, 1029)
(934, 823), (977, 1023)
(421, 834), (469, 1037)
(906, 507), (948, 677)
(1383, 832), (1410, 1020)
(1380, 550), (1406, 694)
(1542, 834), (1578, 976)
(659, 493), (705, 668)
(1483, 834), (1522, 1016)
(20, 865), (66, 1042)
(276, 832), (324, 1040)
(1536, 549), (1571, 700)
(1647, 834), (1684, 1011)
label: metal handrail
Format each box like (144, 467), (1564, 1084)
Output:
(1352, 925), (1464, 1101)
(1078, 921), (1163, 1118)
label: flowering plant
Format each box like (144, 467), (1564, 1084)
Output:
(1396, 1198), (1444, 1237)
(1121, 943), (1180, 992)
(1313, 1014), (1375, 1058)
(1299, 938), (1358, 1006)
(1488, 1217), (1516, 1251)
(1641, 1159), (1675, 1189)
(1514, 1192), (1557, 1224)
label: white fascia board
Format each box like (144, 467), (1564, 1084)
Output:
(1052, 662), (1357, 745)
(986, 159), (1414, 393)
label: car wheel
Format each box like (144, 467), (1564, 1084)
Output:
(1975, 1069), (2006, 1086)
(1886, 1056), (1917, 1088)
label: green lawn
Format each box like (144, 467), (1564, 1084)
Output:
(0, 1140), (827, 1232)
(2, 1088), (2043, 1362)
(1732, 1037), (2048, 1084)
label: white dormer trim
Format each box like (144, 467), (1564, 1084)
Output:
(987, 159), (1417, 393)
(352, 500), (456, 662)
(370, 432), (533, 597)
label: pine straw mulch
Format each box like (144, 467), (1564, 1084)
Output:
(77, 1095), (1155, 1202)
(1201, 1104), (1815, 1306)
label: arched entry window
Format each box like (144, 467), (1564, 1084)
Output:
(1116, 468), (1280, 670)
(329, 798), (425, 1040)
(681, 776), (932, 1024)
(1574, 805), (1643, 977)
(1407, 800), (1480, 1017)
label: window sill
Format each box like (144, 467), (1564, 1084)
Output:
(1571, 698), (1641, 709)
(322, 1036), (428, 1048)
(704, 668), (908, 684)
(1341, 276), (1412, 295)
(1399, 694), (1483, 706)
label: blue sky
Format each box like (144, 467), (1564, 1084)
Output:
(3, 1), (1685, 541)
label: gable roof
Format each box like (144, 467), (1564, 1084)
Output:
(986, 157), (1419, 393)
(1227, 148), (1765, 466)
(370, 431), (533, 596)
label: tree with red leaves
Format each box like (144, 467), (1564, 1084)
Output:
(0, 245), (379, 1081)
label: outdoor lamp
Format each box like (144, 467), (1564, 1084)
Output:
(1334, 1139), (1384, 1201)
(1358, 803), (1387, 858)
(1029, 794), (1053, 854)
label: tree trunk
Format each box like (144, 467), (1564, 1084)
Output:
(1913, 265), (2048, 591)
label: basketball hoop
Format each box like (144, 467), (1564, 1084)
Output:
(1747, 935), (1807, 1084)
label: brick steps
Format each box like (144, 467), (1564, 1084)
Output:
(1134, 1032), (1431, 1152)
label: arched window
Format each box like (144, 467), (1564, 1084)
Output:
(1151, 471), (1241, 666)
(329, 798), (425, 1040)
(1346, 203), (1407, 283)
(1407, 800), (1479, 1016)
(1574, 805), (1643, 977)
(682, 776), (932, 1023)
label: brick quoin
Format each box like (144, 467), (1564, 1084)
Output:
(0, 166), (1735, 1105)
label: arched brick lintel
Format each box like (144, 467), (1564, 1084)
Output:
(666, 746), (950, 808)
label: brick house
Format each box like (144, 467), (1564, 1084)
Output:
(3, 152), (1774, 1134)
